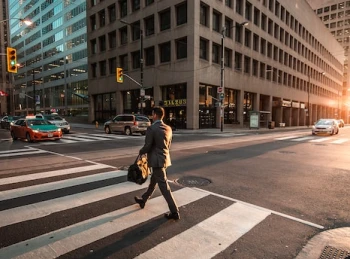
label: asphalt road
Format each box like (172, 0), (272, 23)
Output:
(0, 126), (349, 258)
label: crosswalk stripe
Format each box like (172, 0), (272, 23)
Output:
(0, 164), (113, 186)
(275, 136), (299, 140)
(0, 188), (208, 259)
(309, 138), (329, 142)
(0, 175), (146, 228)
(0, 148), (47, 158)
(135, 202), (270, 259)
(330, 138), (349, 144)
(0, 170), (126, 201)
(290, 136), (315, 141)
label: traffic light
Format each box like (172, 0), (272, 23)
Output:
(6, 47), (18, 73)
(116, 67), (123, 83)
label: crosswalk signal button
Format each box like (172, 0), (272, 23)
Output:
(7, 47), (18, 73)
(116, 67), (123, 83)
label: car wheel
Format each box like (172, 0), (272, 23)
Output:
(105, 126), (111, 134)
(64, 130), (69, 134)
(11, 131), (17, 140)
(124, 127), (132, 136)
(26, 133), (32, 142)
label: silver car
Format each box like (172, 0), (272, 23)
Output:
(104, 114), (150, 135)
(43, 114), (71, 133)
(312, 119), (339, 135)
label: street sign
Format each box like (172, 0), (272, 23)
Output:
(140, 89), (145, 97)
(219, 93), (224, 100)
(217, 87), (223, 93)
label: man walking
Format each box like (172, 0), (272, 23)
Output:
(134, 106), (180, 220)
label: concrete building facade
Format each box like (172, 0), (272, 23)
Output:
(9, 0), (89, 116)
(308, 0), (350, 123)
(87, 0), (344, 129)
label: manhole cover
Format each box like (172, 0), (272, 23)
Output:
(175, 176), (211, 187)
(319, 246), (350, 259)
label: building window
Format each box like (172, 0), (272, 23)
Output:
(245, 1), (252, 21)
(244, 56), (250, 74)
(99, 35), (106, 52)
(132, 0), (140, 11)
(224, 48), (232, 67)
(99, 61), (107, 76)
(119, 54), (128, 71)
(144, 15), (155, 36)
(159, 8), (171, 31)
(252, 59), (258, 76)
(176, 37), (187, 59)
(244, 29), (251, 47)
(236, 0), (243, 15)
(253, 34), (259, 51)
(159, 41), (171, 63)
(225, 0), (232, 8)
(91, 39), (97, 54)
(225, 18), (233, 38)
(98, 10), (105, 27)
(91, 63), (97, 78)
(132, 21), (141, 41)
(132, 51), (140, 69)
(91, 0), (97, 7)
(108, 31), (117, 49)
(212, 10), (221, 32)
(90, 15), (96, 31)
(200, 38), (208, 60)
(212, 43), (220, 64)
(145, 46), (155, 66)
(176, 1), (187, 26)
(235, 24), (243, 43)
(120, 26), (127, 45)
(200, 2), (209, 26)
(119, 0), (127, 18)
(234, 52), (242, 71)
(108, 4), (116, 23)
(109, 57), (116, 74)
(146, 0), (154, 6)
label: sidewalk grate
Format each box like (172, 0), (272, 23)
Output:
(319, 246), (350, 259)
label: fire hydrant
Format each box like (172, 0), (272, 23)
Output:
(95, 121), (99, 128)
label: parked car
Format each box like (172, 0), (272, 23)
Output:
(0, 115), (24, 130)
(43, 114), (71, 133)
(104, 114), (151, 135)
(312, 119), (339, 135)
(336, 119), (345, 128)
(10, 117), (62, 142)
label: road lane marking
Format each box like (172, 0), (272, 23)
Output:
(309, 138), (329, 142)
(0, 170), (127, 201)
(290, 136), (315, 142)
(0, 164), (113, 186)
(330, 138), (349, 144)
(193, 188), (324, 229)
(275, 136), (299, 140)
(135, 202), (269, 259)
(0, 147), (47, 157)
(0, 188), (207, 259)
(0, 177), (148, 228)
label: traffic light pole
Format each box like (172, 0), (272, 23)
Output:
(140, 29), (144, 115)
(32, 69), (36, 114)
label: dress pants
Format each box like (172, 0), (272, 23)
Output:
(141, 167), (179, 214)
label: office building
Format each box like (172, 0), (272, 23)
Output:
(9, 0), (88, 116)
(88, 0), (344, 129)
(308, 0), (350, 122)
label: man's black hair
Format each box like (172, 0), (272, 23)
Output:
(153, 106), (164, 119)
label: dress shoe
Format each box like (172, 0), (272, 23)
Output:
(134, 196), (145, 209)
(164, 212), (180, 220)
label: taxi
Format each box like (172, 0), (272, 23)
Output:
(10, 116), (62, 142)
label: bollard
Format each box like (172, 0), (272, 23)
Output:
(95, 121), (99, 128)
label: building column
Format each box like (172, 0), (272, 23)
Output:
(187, 77), (198, 129)
(238, 90), (244, 127)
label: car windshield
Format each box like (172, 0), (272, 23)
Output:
(27, 119), (51, 126)
(136, 116), (150, 122)
(316, 120), (333, 125)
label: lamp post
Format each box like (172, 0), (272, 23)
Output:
(120, 20), (144, 114)
(220, 21), (248, 132)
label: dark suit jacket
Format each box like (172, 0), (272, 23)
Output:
(139, 120), (172, 168)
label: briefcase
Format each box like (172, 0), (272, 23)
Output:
(127, 155), (149, 185)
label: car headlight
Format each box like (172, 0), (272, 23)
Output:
(312, 126), (315, 129)
(57, 128), (62, 132)
(32, 130), (39, 133)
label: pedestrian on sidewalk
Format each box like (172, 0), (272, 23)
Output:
(134, 106), (180, 220)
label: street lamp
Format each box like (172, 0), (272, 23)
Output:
(119, 19), (144, 114)
(220, 21), (248, 132)
(307, 71), (325, 127)
(0, 18), (32, 26)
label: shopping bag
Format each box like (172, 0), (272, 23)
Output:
(127, 155), (149, 185)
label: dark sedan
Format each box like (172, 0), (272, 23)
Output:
(0, 116), (24, 130)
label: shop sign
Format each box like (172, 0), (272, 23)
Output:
(163, 99), (187, 107)
(282, 100), (292, 107)
(292, 102), (299, 108)
(300, 103), (305, 109)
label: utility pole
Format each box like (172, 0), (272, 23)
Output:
(33, 69), (36, 114)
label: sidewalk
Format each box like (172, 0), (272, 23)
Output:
(71, 122), (350, 258)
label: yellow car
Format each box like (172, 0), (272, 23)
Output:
(10, 117), (62, 142)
